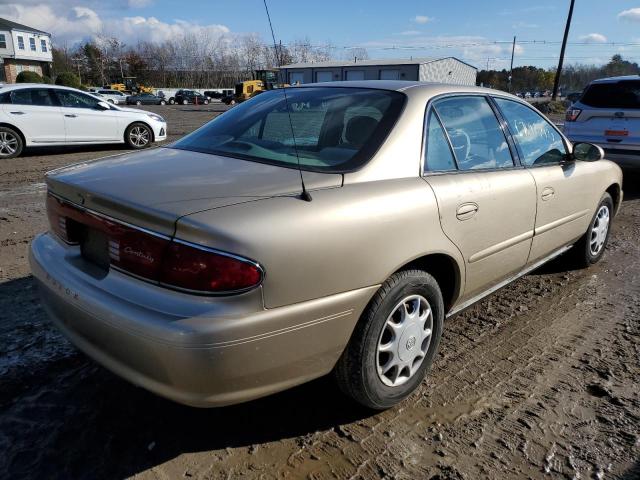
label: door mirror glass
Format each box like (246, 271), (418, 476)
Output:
(573, 142), (604, 162)
(96, 101), (111, 110)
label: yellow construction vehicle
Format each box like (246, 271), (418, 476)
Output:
(104, 77), (153, 95)
(224, 69), (288, 105)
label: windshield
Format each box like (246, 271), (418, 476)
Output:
(171, 87), (406, 173)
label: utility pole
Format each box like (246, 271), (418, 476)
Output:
(508, 36), (516, 92)
(553, 0), (575, 100)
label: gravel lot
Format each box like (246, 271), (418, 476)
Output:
(0, 104), (639, 480)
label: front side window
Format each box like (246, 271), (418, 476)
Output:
(40, 39), (47, 52)
(173, 87), (406, 172)
(0, 34), (6, 49)
(29, 37), (36, 52)
(434, 96), (513, 170)
(17, 36), (24, 50)
(494, 98), (567, 166)
(424, 110), (457, 172)
(55, 90), (100, 109)
(10, 88), (55, 106)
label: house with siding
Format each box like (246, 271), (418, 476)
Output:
(0, 17), (53, 83)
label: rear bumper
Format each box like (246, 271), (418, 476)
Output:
(30, 233), (375, 407)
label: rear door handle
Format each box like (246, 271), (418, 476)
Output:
(9, 111), (25, 115)
(65, 114), (78, 118)
(456, 202), (479, 220)
(541, 187), (555, 201)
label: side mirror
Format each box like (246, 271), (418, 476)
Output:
(572, 142), (604, 162)
(96, 101), (111, 110)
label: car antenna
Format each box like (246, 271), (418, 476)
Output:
(262, 0), (312, 202)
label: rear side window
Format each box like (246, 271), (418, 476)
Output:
(10, 89), (55, 106)
(581, 80), (640, 109)
(424, 110), (456, 172)
(434, 96), (513, 170)
(494, 98), (567, 167)
(172, 87), (406, 173)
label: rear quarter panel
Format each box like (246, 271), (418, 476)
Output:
(175, 177), (465, 309)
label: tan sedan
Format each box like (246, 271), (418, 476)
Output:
(30, 81), (622, 409)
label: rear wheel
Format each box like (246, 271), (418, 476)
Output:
(169, 98), (175, 105)
(334, 270), (444, 409)
(569, 193), (613, 267)
(125, 123), (152, 149)
(203, 99), (209, 105)
(160, 100), (166, 105)
(135, 100), (142, 105)
(0, 127), (23, 159)
(182, 99), (188, 105)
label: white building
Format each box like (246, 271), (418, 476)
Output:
(0, 17), (53, 83)
(279, 57), (477, 86)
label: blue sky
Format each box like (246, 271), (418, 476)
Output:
(2, 0), (640, 69)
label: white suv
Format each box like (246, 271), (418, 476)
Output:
(0, 84), (167, 159)
(564, 76), (640, 169)
(95, 89), (128, 105)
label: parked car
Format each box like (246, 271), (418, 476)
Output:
(564, 76), (640, 169)
(170, 89), (209, 105)
(566, 91), (583, 105)
(126, 93), (167, 106)
(96, 89), (128, 105)
(0, 84), (167, 158)
(524, 91), (532, 99)
(204, 90), (223, 100)
(30, 82), (622, 409)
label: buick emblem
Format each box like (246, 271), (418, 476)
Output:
(406, 336), (416, 350)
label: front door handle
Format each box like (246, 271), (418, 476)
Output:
(541, 187), (555, 201)
(456, 202), (479, 221)
(65, 114), (78, 118)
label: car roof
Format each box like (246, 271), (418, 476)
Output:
(0, 83), (89, 93)
(589, 75), (640, 84)
(293, 80), (517, 99)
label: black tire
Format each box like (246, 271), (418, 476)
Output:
(0, 126), (24, 159)
(203, 100), (209, 105)
(569, 193), (613, 268)
(160, 100), (166, 105)
(124, 122), (152, 150)
(135, 100), (142, 105)
(182, 99), (188, 105)
(334, 269), (444, 410)
(169, 98), (175, 105)
(108, 99), (115, 104)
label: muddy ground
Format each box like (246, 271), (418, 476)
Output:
(0, 104), (638, 480)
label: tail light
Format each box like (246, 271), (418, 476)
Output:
(565, 108), (582, 122)
(46, 192), (263, 294)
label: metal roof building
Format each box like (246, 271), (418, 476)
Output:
(279, 57), (477, 86)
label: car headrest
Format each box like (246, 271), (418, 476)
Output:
(345, 115), (378, 145)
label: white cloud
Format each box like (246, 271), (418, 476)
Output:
(512, 21), (539, 29)
(618, 8), (640, 22)
(397, 30), (421, 36)
(413, 15), (432, 24)
(0, 3), (231, 46)
(579, 33), (608, 43)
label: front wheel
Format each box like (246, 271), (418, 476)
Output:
(334, 270), (444, 409)
(135, 100), (142, 105)
(125, 123), (152, 149)
(160, 100), (166, 105)
(0, 126), (23, 159)
(203, 100), (209, 105)
(569, 193), (613, 267)
(182, 99), (188, 105)
(169, 98), (175, 105)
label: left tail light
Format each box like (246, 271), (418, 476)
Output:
(46, 192), (263, 295)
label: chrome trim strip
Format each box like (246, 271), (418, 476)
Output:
(468, 230), (534, 264)
(447, 244), (573, 318)
(48, 191), (265, 295)
(535, 209), (590, 236)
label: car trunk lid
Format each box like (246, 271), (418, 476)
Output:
(46, 147), (341, 236)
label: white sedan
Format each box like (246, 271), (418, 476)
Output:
(0, 84), (167, 158)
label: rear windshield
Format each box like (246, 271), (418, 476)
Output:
(581, 80), (640, 109)
(171, 87), (406, 173)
